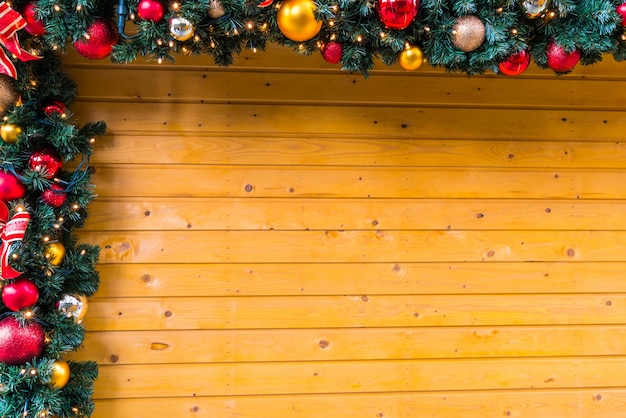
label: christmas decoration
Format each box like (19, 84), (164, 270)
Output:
(523, 0), (548, 18)
(49, 359), (71, 389)
(137, 0), (165, 22)
(258, 0), (274, 7)
(73, 18), (118, 60)
(0, 171), (26, 201)
(499, 49), (531, 76)
(57, 294), (89, 323)
(0, 210), (29, 280)
(0, 75), (19, 116)
(28, 148), (62, 179)
(0, 1), (41, 79)
(208, 0), (227, 18)
(0, 123), (21, 143)
(277, 0), (322, 42)
(22, 1), (46, 36)
(398, 45), (423, 70)
(377, 0), (419, 30)
(321, 41), (342, 64)
(41, 183), (67, 208)
(44, 241), (66, 266)
(617, 3), (626, 26)
(169, 16), (194, 41)
(0, 316), (44, 365)
(546, 40), (580, 73)
(42, 100), (66, 117)
(450, 15), (486, 53)
(1, 278), (39, 310)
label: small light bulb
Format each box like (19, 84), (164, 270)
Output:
(172, 2), (180, 10)
(76, 4), (82, 10)
(53, 4), (60, 11)
(356, 34), (363, 42)
(24, 310), (33, 319)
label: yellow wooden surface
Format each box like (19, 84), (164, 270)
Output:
(62, 46), (626, 417)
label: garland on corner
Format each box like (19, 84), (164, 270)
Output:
(0, 4), (106, 416)
(8, 0), (626, 76)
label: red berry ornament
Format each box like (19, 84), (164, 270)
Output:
(73, 19), (118, 60)
(321, 42), (343, 64)
(22, 1), (46, 36)
(2, 278), (39, 311)
(499, 50), (531, 76)
(0, 172), (25, 202)
(28, 148), (62, 179)
(546, 41), (580, 73)
(137, 0), (165, 22)
(617, 3), (626, 26)
(43, 100), (66, 117)
(41, 183), (67, 208)
(0, 316), (45, 365)
(377, 0), (419, 30)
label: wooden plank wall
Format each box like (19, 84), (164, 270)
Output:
(63, 46), (626, 417)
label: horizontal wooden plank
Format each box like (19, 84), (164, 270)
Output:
(88, 165), (626, 199)
(93, 262), (626, 297)
(84, 294), (620, 330)
(78, 230), (626, 264)
(70, 325), (626, 364)
(85, 198), (626, 231)
(89, 389), (626, 418)
(88, 135), (626, 168)
(92, 357), (626, 398)
(71, 102), (621, 140)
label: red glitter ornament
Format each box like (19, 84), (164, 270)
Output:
(43, 100), (66, 117)
(546, 41), (580, 73)
(321, 42), (343, 64)
(617, 3), (626, 26)
(28, 148), (62, 179)
(22, 1), (46, 36)
(2, 278), (39, 311)
(0, 172), (25, 202)
(73, 18), (118, 60)
(137, 0), (165, 22)
(499, 50), (531, 76)
(41, 183), (66, 208)
(377, 0), (419, 30)
(0, 317), (45, 365)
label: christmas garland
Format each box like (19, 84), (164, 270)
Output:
(6, 0), (626, 76)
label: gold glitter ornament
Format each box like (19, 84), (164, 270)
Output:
(450, 15), (485, 53)
(208, 0), (226, 18)
(0, 75), (19, 117)
(169, 16), (194, 41)
(399, 45), (424, 70)
(523, 0), (548, 18)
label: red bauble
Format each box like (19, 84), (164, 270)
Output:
(0, 317), (45, 365)
(137, 0), (165, 22)
(28, 148), (62, 179)
(2, 279), (39, 311)
(377, 0), (419, 30)
(321, 42), (343, 64)
(546, 41), (580, 73)
(41, 183), (67, 208)
(22, 1), (46, 36)
(43, 100), (66, 117)
(499, 50), (531, 76)
(0, 171), (26, 202)
(617, 3), (626, 26)
(73, 19), (118, 60)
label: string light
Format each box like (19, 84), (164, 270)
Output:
(24, 310), (33, 319)
(75, 4), (82, 11)
(53, 4), (60, 11)
(171, 2), (180, 10)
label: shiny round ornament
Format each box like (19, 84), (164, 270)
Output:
(0, 75), (19, 117)
(44, 242), (66, 266)
(399, 45), (424, 70)
(169, 16), (194, 41)
(50, 359), (70, 388)
(73, 18), (118, 60)
(208, 0), (226, 18)
(617, 3), (626, 26)
(451, 15), (485, 52)
(499, 49), (531, 76)
(22, 1), (46, 36)
(321, 41), (342, 64)
(41, 183), (67, 208)
(0, 316), (45, 365)
(0, 171), (26, 201)
(2, 278), (39, 311)
(523, 0), (548, 18)
(28, 148), (62, 179)
(43, 100), (66, 118)
(137, 0), (165, 22)
(277, 0), (322, 42)
(546, 40), (580, 73)
(0, 123), (22, 144)
(377, 0), (419, 30)
(57, 294), (88, 323)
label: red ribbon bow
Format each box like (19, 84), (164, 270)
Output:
(0, 1), (41, 79)
(0, 210), (29, 279)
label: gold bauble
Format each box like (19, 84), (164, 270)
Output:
(44, 242), (66, 266)
(0, 75), (19, 117)
(169, 16), (194, 41)
(450, 15), (485, 52)
(399, 46), (424, 70)
(277, 0), (322, 42)
(0, 123), (22, 143)
(523, 0), (548, 18)
(58, 294), (89, 323)
(208, 0), (226, 18)
(50, 360), (70, 389)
